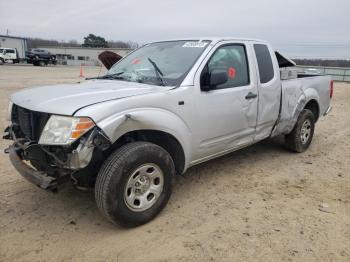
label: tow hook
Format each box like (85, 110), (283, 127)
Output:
(3, 126), (11, 140)
(4, 146), (10, 154)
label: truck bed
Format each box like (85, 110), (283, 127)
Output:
(272, 74), (331, 136)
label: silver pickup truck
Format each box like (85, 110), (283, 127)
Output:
(4, 38), (332, 227)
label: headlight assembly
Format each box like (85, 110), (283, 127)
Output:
(38, 115), (95, 145)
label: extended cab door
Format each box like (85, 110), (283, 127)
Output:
(252, 43), (281, 141)
(192, 42), (259, 162)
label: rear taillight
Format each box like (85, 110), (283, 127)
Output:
(330, 80), (334, 98)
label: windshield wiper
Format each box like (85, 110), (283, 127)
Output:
(147, 58), (167, 86)
(86, 72), (126, 80)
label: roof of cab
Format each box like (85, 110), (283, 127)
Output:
(149, 37), (267, 44)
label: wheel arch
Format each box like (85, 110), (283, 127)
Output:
(110, 129), (186, 176)
(303, 99), (320, 121)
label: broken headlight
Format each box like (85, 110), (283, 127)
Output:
(39, 115), (95, 145)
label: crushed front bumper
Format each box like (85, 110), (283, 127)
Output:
(4, 124), (112, 191)
(7, 146), (59, 191)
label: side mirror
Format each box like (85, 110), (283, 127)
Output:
(209, 69), (228, 88)
(200, 68), (228, 91)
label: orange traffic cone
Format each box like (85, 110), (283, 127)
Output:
(79, 64), (84, 77)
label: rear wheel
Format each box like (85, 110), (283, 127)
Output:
(95, 142), (175, 227)
(285, 109), (315, 152)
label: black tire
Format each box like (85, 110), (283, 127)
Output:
(285, 109), (315, 153)
(0, 58), (4, 65)
(95, 142), (175, 227)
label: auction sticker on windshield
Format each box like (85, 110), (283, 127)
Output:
(182, 41), (208, 48)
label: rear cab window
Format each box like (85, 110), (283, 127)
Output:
(254, 44), (274, 84)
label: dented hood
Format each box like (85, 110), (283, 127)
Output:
(10, 80), (167, 115)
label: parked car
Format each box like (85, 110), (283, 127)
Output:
(26, 49), (57, 66)
(4, 37), (332, 227)
(0, 48), (21, 64)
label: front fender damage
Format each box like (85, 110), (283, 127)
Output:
(67, 128), (111, 170)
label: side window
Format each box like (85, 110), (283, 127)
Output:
(204, 44), (249, 89)
(6, 49), (15, 54)
(254, 44), (274, 84)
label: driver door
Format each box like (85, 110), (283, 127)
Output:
(192, 43), (258, 162)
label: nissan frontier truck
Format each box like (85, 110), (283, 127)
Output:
(4, 38), (332, 227)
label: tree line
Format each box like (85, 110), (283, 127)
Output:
(27, 33), (139, 49)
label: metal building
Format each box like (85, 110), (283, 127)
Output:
(38, 46), (132, 66)
(0, 35), (28, 59)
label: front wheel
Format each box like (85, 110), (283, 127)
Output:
(285, 109), (315, 153)
(95, 142), (175, 227)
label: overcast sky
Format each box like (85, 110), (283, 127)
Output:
(1, 0), (350, 58)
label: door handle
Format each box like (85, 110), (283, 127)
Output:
(245, 92), (257, 100)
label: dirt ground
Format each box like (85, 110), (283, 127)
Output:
(0, 64), (349, 262)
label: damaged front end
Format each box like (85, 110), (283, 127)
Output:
(3, 105), (111, 192)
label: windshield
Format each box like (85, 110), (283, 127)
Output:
(107, 40), (210, 86)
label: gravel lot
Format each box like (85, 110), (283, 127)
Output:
(0, 64), (349, 262)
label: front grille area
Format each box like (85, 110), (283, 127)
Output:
(11, 104), (50, 141)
